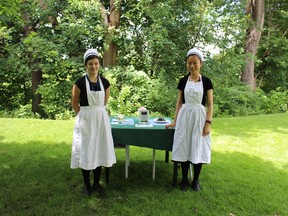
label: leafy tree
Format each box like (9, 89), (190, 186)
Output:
(0, 0), (105, 117)
(255, 0), (288, 92)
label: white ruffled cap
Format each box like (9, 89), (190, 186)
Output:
(83, 48), (99, 64)
(186, 48), (204, 62)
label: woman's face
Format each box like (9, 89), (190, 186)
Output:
(186, 55), (202, 75)
(85, 57), (100, 75)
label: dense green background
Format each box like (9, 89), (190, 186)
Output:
(0, 0), (287, 119)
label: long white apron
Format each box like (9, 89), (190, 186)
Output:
(70, 76), (116, 170)
(172, 76), (211, 164)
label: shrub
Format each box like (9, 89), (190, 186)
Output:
(214, 86), (288, 117)
(104, 66), (177, 118)
(0, 104), (41, 119)
(104, 66), (150, 117)
(214, 86), (265, 117)
(260, 87), (288, 114)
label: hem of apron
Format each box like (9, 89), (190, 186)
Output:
(172, 157), (211, 164)
(70, 161), (116, 170)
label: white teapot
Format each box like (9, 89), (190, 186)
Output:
(138, 107), (149, 123)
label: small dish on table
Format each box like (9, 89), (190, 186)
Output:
(154, 117), (169, 124)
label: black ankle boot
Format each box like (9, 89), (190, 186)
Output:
(83, 183), (92, 196)
(191, 180), (200, 191)
(93, 183), (106, 198)
(180, 178), (189, 192)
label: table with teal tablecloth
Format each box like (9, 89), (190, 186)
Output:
(110, 117), (175, 182)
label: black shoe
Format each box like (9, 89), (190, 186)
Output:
(191, 180), (200, 192)
(83, 184), (92, 196)
(93, 184), (106, 198)
(180, 179), (189, 192)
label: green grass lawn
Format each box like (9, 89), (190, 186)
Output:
(0, 113), (287, 216)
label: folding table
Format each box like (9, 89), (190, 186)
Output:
(110, 117), (175, 182)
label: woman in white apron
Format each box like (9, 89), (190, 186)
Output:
(166, 48), (213, 192)
(71, 48), (116, 196)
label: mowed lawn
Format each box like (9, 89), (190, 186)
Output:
(0, 113), (287, 216)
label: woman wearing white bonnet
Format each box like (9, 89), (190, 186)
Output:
(70, 48), (116, 197)
(166, 47), (213, 192)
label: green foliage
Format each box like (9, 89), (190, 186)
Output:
(214, 86), (265, 117)
(255, 1), (288, 92)
(104, 66), (150, 116)
(0, 0), (22, 25)
(144, 77), (177, 117)
(0, 0), (106, 118)
(214, 86), (288, 117)
(54, 110), (74, 120)
(0, 104), (40, 119)
(256, 36), (288, 92)
(103, 66), (177, 118)
(203, 47), (246, 88)
(260, 87), (288, 114)
(0, 0), (287, 119)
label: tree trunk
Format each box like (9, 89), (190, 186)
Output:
(32, 69), (43, 114)
(98, 0), (121, 67)
(241, 0), (265, 91)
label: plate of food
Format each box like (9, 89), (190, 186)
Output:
(112, 118), (128, 123)
(154, 117), (169, 124)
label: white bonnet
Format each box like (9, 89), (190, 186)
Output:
(186, 48), (204, 62)
(83, 48), (99, 64)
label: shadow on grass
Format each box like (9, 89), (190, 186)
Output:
(0, 140), (288, 215)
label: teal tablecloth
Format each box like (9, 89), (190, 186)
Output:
(110, 117), (174, 151)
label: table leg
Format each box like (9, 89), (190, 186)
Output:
(125, 145), (130, 179)
(172, 162), (178, 187)
(152, 149), (156, 180)
(165, 150), (169, 163)
(189, 163), (193, 181)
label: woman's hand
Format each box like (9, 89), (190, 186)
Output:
(165, 122), (175, 129)
(202, 123), (211, 136)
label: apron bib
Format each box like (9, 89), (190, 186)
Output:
(85, 75), (104, 106)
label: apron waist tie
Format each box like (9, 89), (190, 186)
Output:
(182, 103), (205, 109)
(80, 105), (106, 111)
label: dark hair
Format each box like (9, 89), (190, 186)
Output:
(85, 55), (99, 65)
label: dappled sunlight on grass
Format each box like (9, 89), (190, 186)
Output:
(212, 113), (288, 169)
(0, 114), (287, 215)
